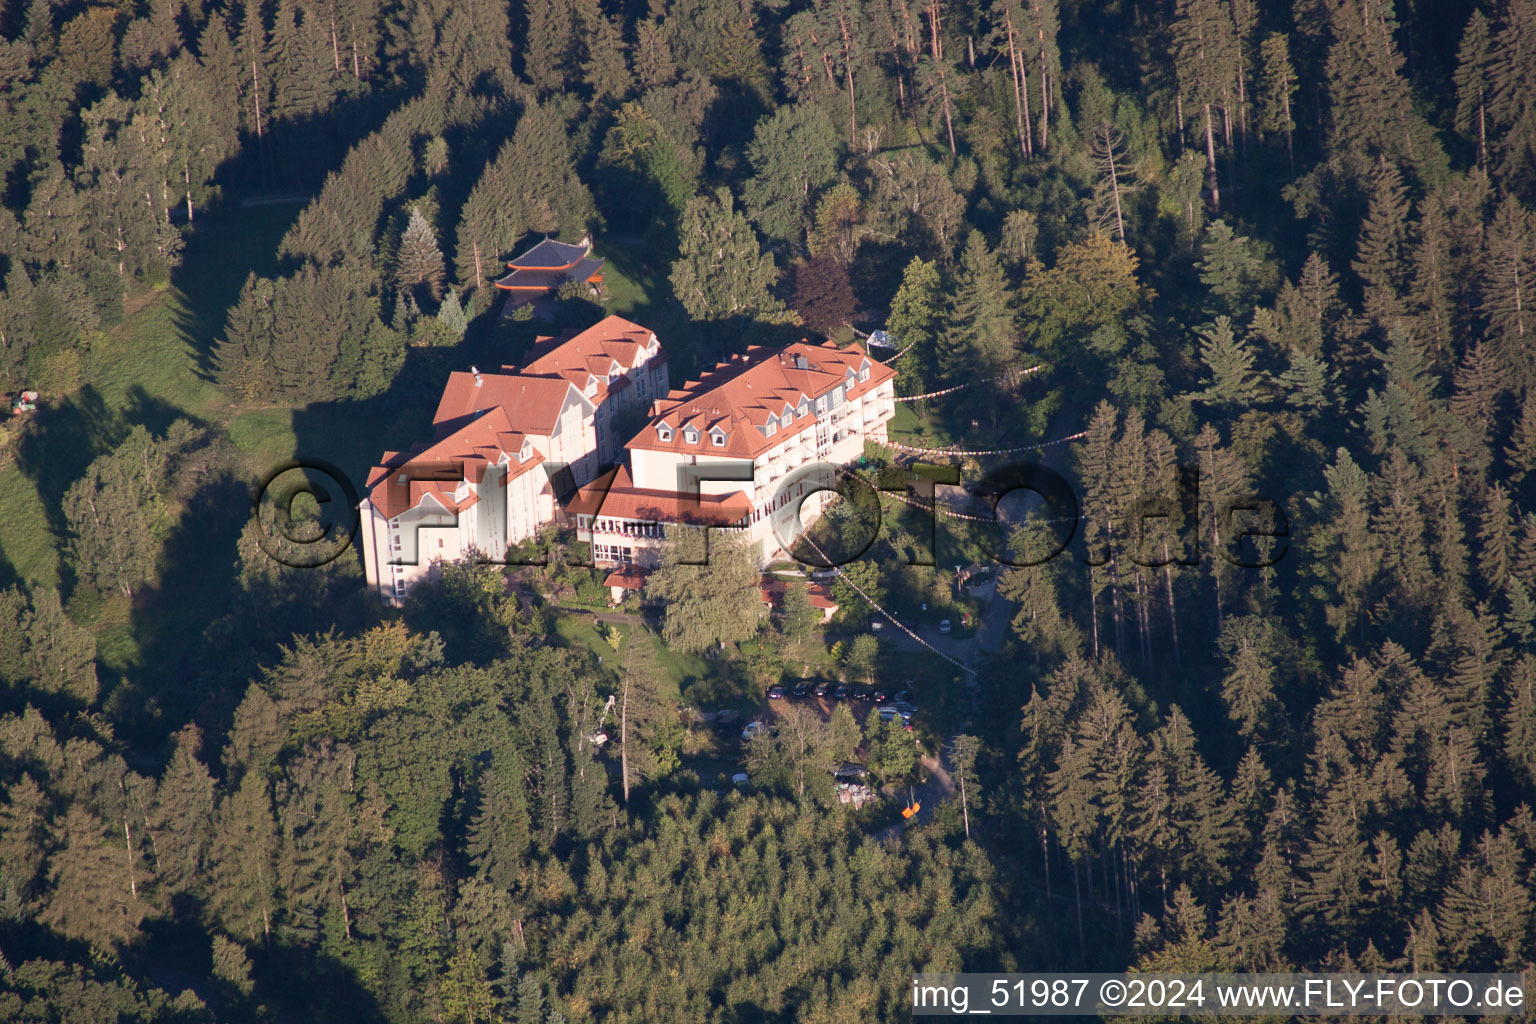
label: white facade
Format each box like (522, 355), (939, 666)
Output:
(360, 446), (554, 605)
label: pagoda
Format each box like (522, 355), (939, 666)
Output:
(494, 237), (605, 309)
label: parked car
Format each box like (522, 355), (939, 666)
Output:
(792, 681), (814, 699)
(870, 618), (884, 632)
(831, 683), (849, 700)
(892, 689), (914, 706)
(889, 701), (917, 719)
(767, 684), (785, 700)
(872, 688), (888, 703)
(741, 721), (767, 742)
(852, 684), (874, 701)
(878, 707), (915, 730)
(938, 619), (953, 634)
(813, 681), (831, 698)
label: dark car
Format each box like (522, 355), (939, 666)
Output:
(872, 688), (889, 703)
(767, 684), (785, 700)
(831, 683), (849, 700)
(852, 684), (874, 701)
(792, 681), (815, 700)
(813, 682), (831, 699)
(892, 689), (914, 706)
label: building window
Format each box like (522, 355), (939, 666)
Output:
(684, 427), (698, 443)
(712, 432), (726, 446)
(798, 400), (809, 417)
(658, 425), (673, 442)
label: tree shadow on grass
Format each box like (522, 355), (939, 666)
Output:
(13, 386), (127, 549)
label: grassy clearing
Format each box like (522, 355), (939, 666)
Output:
(0, 466), (59, 589)
(599, 252), (649, 317)
(887, 402), (959, 448)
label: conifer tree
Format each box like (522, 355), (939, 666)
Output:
(937, 231), (1015, 392)
(22, 588), (101, 706)
(1481, 195), (1533, 384)
(396, 206), (446, 300)
(1505, 390), (1536, 483)
(1257, 32), (1296, 169)
(1171, 0), (1237, 211)
(1352, 159), (1412, 329)
(148, 725), (216, 898)
(1454, 11), (1494, 171)
(0, 773), (47, 907)
(39, 804), (151, 949)
(207, 772), (279, 945)
(576, 0), (631, 102)
(523, 0), (576, 96)
(1190, 315), (1261, 407)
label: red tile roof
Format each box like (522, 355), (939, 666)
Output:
(759, 579), (837, 610)
(514, 316), (664, 403)
(365, 406), (546, 520)
(627, 340), (894, 460)
(432, 371), (589, 435)
(570, 467), (752, 526)
(603, 567), (653, 590)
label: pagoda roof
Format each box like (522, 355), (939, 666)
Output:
(508, 238), (593, 270)
(494, 256), (605, 291)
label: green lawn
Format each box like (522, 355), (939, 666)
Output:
(0, 464), (58, 589)
(599, 250), (649, 317)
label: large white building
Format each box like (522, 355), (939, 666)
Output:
(359, 315), (669, 604)
(357, 317), (894, 603)
(571, 338), (897, 569)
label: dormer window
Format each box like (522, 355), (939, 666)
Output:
(798, 400), (809, 417)
(766, 418), (778, 436)
(585, 378), (598, 396)
(710, 427), (727, 447)
(520, 441), (533, 462)
(683, 426), (699, 444)
(657, 423), (673, 442)
(783, 403), (795, 422)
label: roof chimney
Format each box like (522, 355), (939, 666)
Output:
(471, 365), (483, 386)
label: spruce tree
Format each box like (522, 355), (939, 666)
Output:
(148, 724), (216, 898)
(1454, 11), (1494, 171)
(937, 231), (1015, 392)
(1190, 315), (1261, 407)
(396, 206), (446, 300)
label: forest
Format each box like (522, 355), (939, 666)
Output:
(2, 0), (1536, 1020)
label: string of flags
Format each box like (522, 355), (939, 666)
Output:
(893, 365), (1045, 403)
(793, 529), (977, 677)
(879, 340), (917, 364)
(881, 429), (1091, 459)
(853, 473), (1082, 529)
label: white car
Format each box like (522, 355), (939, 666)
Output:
(741, 720), (767, 742)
